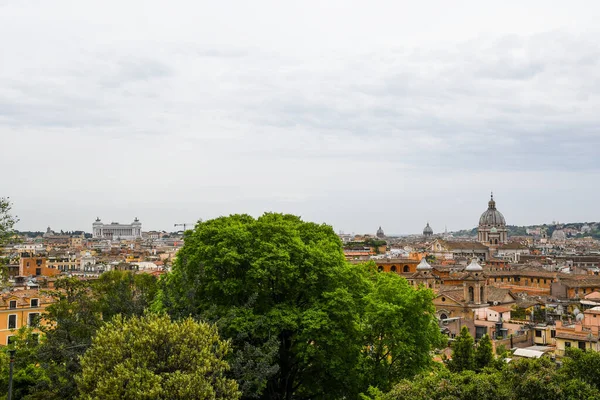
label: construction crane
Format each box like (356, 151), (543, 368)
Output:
(174, 223), (194, 231)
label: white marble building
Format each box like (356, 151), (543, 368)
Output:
(92, 217), (142, 240)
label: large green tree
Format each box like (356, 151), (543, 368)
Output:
(447, 326), (475, 372)
(76, 313), (240, 400)
(360, 269), (444, 391)
(157, 213), (442, 399)
(475, 334), (494, 371)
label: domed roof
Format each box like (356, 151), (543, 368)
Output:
(479, 193), (506, 227)
(416, 257), (432, 271)
(423, 222), (433, 235)
(93, 217), (102, 225)
(465, 258), (483, 272)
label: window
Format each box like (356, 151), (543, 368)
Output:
(9, 300), (16, 309)
(565, 341), (571, 348)
(35, 268), (41, 276)
(7, 336), (15, 345)
(535, 330), (542, 338)
(377, 266), (383, 272)
(551, 330), (556, 338)
(28, 313), (40, 327)
(390, 266), (397, 273)
(30, 299), (39, 308)
(8, 315), (17, 330)
(579, 341), (587, 350)
(403, 265), (410, 273)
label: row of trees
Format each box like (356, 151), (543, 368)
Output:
(380, 349), (600, 400)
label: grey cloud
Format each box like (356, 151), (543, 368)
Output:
(100, 59), (173, 88)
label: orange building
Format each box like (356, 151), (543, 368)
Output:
(19, 256), (61, 277)
(374, 258), (420, 274)
(0, 289), (54, 345)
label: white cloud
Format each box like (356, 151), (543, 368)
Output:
(1, 0), (600, 233)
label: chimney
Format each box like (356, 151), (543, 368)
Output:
(575, 324), (583, 332)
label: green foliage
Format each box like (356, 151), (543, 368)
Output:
(93, 270), (158, 320)
(33, 278), (104, 399)
(561, 348), (600, 389)
(447, 326), (475, 372)
(0, 197), (18, 245)
(158, 213), (442, 399)
(344, 239), (387, 250)
(386, 369), (512, 400)
(360, 270), (445, 391)
(475, 335), (494, 371)
(385, 357), (600, 400)
(76, 313), (240, 400)
(0, 197), (19, 284)
(0, 328), (49, 400)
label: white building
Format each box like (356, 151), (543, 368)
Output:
(92, 217), (142, 240)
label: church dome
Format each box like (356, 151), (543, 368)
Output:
(479, 194), (506, 227)
(465, 258), (483, 272)
(416, 257), (432, 270)
(423, 222), (433, 236)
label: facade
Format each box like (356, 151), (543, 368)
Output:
(19, 256), (61, 277)
(477, 193), (508, 246)
(92, 217), (142, 240)
(0, 289), (54, 345)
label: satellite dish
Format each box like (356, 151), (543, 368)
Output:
(574, 308), (581, 316)
(493, 301), (499, 306)
(576, 313), (585, 322)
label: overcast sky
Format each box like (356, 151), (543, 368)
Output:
(2, 1), (600, 234)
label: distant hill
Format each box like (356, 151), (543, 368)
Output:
(452, 222), (600, 239)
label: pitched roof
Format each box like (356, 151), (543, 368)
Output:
(586, 291), (600, 300)
(555, 331), (599, 342)
(435, 239), (489, 251)
(500, 242), (529, 250)
(489, 305), (512, 313)
(487, 287), (516, 303)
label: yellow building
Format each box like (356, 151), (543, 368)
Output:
(0, 289), (54, 345)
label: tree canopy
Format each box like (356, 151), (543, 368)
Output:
(447, 326), (475, 372)
(157, 213), (443, 399)
(77, 313), (240, 400)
